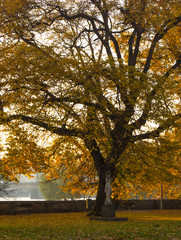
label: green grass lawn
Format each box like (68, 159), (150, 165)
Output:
(0, 210), (180, 240)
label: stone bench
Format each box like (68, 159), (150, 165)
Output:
(121, 201), (135, 210)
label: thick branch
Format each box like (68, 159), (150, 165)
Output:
(128, 30), (136, 66)
(91, 20), (113, 58)
(132, 31), (142, 66)
(0, 115), (82, 137)
(42, 88), (119, 120)
(52, 4), (104, 25)
(131, 56), (181, 130)
(132, 113), (181, 142)
(164, 54), (181, 79)
(84, 138), (106, 172)
(96, 1), (122, 61)
(143, 15), (181, 73)
(131, 88), (156, 130)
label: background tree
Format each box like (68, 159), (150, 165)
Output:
(0, 0), (180, 215)
(39, 175), (83, 201)
(0, 175), (11, 197)
(0, 142), (10, 197)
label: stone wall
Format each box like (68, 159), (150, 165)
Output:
(0, 199), (181, 215)
(0, 200), (87, 214)
(115, 199), (181, 210)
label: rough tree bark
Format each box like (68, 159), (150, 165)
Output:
(93, 168), (107, 216)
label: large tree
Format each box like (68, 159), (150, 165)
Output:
(0, 0), (180, 215)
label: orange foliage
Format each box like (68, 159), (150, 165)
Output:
(0, 0), (180, 205)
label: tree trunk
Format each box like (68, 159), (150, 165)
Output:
(91, 169), (107, 216)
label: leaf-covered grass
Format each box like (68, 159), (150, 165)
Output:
(0, 210), (180, 239)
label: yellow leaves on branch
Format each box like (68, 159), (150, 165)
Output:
(1, 0), (29, 15)
(42, 136), (97, 197)
(0, 125), (50, 182)
(112, 126), (181, 200)
(0, 0), (180, 202)
(162, 26), (181, 60)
